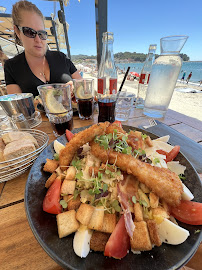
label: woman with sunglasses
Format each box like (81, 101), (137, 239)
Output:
(4, 0), (81, 97)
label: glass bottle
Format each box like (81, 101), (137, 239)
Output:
(97, 32), (118, 123)
(97, 32), (117, 95)
(143, 36), (188, 118)
(135, 44), (157, 108)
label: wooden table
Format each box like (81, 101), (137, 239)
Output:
(0, 107), (201, 270)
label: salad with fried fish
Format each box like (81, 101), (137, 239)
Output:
(42, 121), (202, 259)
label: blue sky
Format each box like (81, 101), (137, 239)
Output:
(2, 0), (202, 60)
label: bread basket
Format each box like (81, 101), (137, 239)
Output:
(0, 129), (49, 182)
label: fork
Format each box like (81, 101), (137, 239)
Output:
(143, 118), (157, 129)
(149, 118), (157, 127)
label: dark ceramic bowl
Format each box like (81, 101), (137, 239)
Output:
(25, 125), (202, 270)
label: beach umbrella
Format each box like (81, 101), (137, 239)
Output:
(130, 71), (140, 77)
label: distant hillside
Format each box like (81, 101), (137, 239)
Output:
(71, 52), (190, 62)
(114, 52), (189, 62)
(71, 54), (96, 61)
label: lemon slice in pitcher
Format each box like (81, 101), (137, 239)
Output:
(76, 85), (92, 99)
(45, 91), (66, 114)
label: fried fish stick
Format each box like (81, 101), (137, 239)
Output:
(59, 122), (110, 170)
(105, 122), (126, 137)
(90, 141), (183, 207)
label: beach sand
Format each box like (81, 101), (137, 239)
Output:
(84, 73), (202, 121)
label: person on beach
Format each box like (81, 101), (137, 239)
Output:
(4, 0), (81, 97)
(186, 72), (192, 84)
(181, 71), (186, 82)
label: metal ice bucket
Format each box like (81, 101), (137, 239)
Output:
(0, 93), (35, 119)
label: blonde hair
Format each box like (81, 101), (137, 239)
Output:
(12, 0), (44, 45)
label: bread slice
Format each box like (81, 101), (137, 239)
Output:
(90, 231), (110, 251)
(57, 210), (79, 238)
(3, 139), (36, 161)
(43, 159), (59, 173)
(100, 213), (117, 233)
(76, 203), (94, 226)
(147, 220), (162, 247)
(130, 221), (152, 251)
(2, 131), (38, 147)
(88, 206), (105, 231)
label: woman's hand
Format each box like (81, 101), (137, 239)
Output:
(66, 81), (74, 97)
(66, 80), (77, 108)
(68, 70), (82, 96)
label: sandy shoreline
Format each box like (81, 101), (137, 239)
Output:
(84, 73), (202, 121)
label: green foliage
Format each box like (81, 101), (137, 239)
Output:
(71, 52), (190, 63)
(180, 53), (190, 61)
(111, 200), (121, 212)
(115, 51), (147, 62)
(60, 199), (67, 209)
(71, 54), (96, 61)
(115, 52), (190, 62)
(53, 153), (59, 161)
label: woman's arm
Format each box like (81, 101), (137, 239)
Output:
(66, 70), (82, 95)
(6, 84), (22, 95)
(71, 70), (82, 80)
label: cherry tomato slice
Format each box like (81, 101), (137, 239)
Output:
(171, 200), (202, 225)
(43, 177), (62, 215)
(113, 120), (122, 128)
(104, 215), (130, 259)
(65, 129), (74, 141)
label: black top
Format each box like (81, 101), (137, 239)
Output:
(4, 50), (77, 97)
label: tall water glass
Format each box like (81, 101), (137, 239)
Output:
(143, 36), (188, 118)
(115, 92), (134, 122)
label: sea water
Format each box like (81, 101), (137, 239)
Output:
(143, 55), (181, 118)
(116, 61), (202, 84)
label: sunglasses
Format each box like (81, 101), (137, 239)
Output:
(17, 26), (48, 40)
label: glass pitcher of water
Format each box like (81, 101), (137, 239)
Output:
(143, 35), (188, 118)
